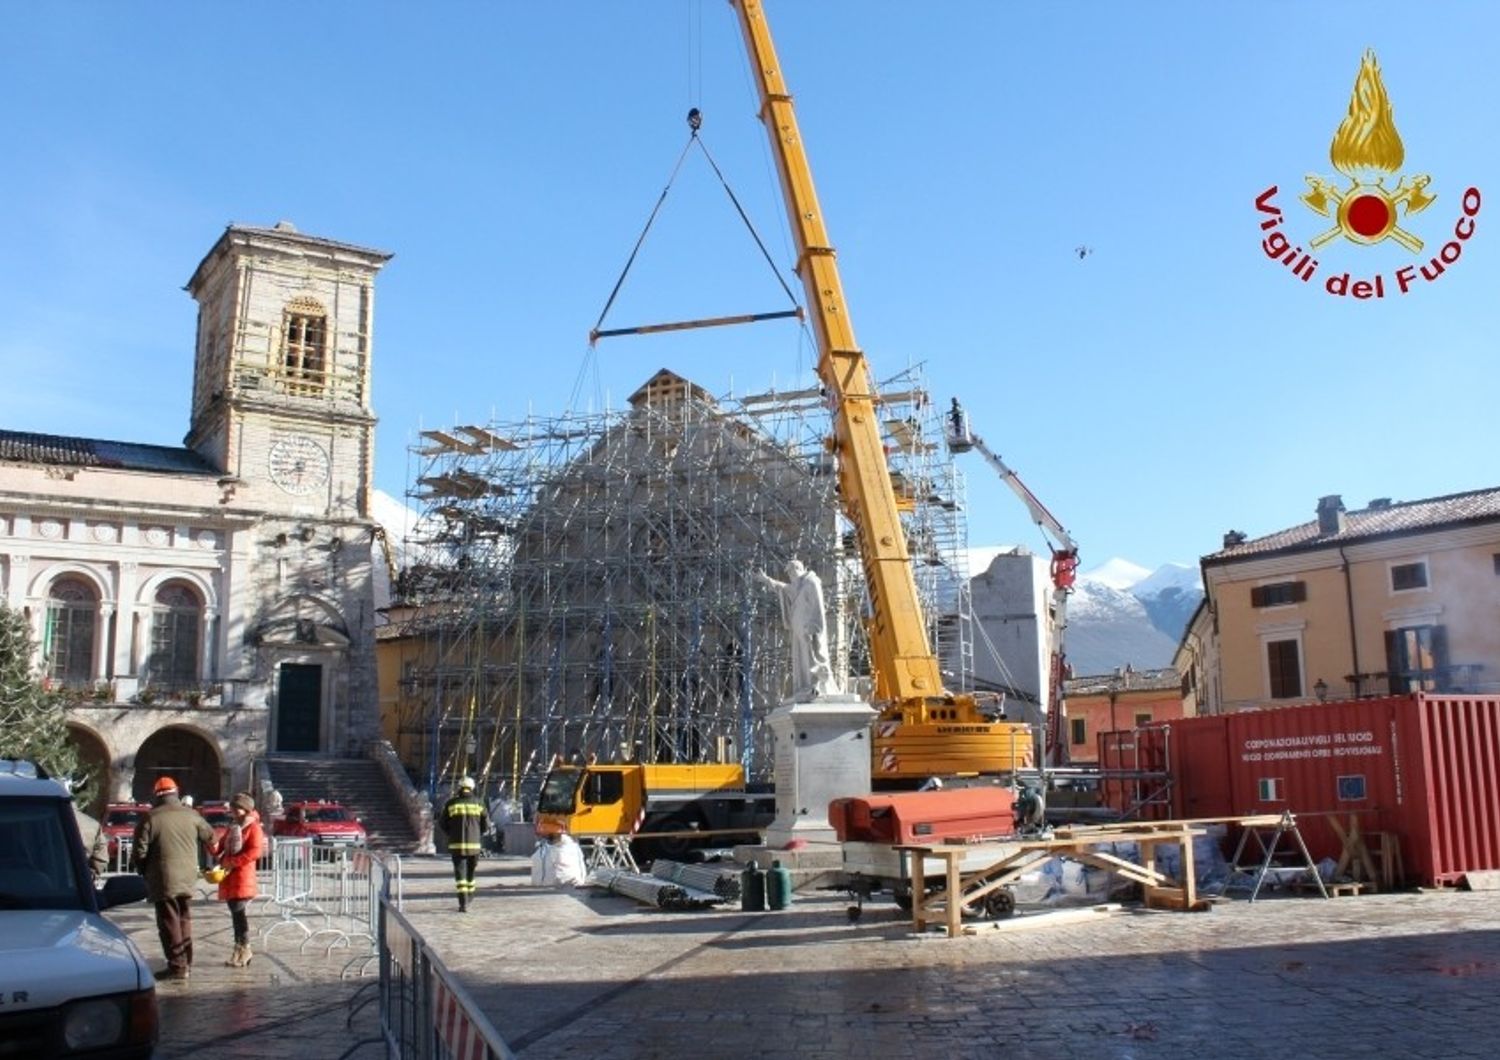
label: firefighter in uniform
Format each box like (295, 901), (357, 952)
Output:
(441, 776), (489, 911)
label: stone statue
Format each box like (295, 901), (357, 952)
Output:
(754, 560), (839, 700)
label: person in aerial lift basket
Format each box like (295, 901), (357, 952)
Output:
(442, 776), (489, 911)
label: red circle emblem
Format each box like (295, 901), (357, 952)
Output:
(1345, 194), (1391, 238)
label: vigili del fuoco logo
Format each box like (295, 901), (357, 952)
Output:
(1254, 49), (1480, 298)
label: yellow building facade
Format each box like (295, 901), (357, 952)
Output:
(1197, 491), (1500, 713)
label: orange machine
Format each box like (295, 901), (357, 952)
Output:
(830, 787), (1017, 846)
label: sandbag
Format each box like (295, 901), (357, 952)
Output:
(530, 842), (554, 885)
(554, 835), (586, 886)
(530, 834), (587, 887)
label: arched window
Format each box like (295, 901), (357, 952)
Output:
(148, 583), (201, 690)
(45, 577), (97, 688)
(281, 297), (327, 396)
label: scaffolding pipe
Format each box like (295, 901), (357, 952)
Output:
(390, 369), (970, 805)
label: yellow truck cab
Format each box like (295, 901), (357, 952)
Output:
(535, 759), (773, 862)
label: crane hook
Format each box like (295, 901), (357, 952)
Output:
(687, 107), (703, 134)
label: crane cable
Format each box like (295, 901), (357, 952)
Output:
(588, 109), (803, 345)
(588, 131), (697, 342)
(690, 115), (802, 309)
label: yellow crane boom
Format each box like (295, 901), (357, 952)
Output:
(729, 0), (1031, 780)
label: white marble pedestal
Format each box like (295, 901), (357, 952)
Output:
(763, 694), (876, 847)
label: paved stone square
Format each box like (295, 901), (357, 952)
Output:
(109, 881), (382, 1060)
(113, 854), (1500, 1058)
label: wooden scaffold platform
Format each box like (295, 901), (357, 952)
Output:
(897, 811), (1329, 938)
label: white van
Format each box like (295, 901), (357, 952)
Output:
(0, 760), (157, 1058)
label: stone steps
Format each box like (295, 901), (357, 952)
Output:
(261, 755), (420, 854)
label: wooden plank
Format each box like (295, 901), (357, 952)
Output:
(910, 846), (931, 932)
(1044, 827), (1202, 846)
(1069, 850), (1166, 887)
(418, 428), (486, 455)
(1142, 887), (1211, 912)
(1180, 827), (1198, 909)
(958, 852), (1053, 909)
(978, 904), (1126, 934)
(946, 849), (963, 939)
(454, 425), (519, 452)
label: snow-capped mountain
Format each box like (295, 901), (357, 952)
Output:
(1080, 557), (1150, 591)
(966, 549), (1203, 682)
(1065, 559), (1203, 675)
(1125, 562), (1204, 650)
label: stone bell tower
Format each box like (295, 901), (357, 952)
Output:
(183, 222), (393, 753)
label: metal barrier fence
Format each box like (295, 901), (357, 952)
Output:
(342, 896), (512, 1060)
(107, 837), (134, 875)
(259, 837), (403, 978)
(106, 833), (405, 983)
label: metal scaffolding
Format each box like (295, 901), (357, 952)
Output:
(388, 366), (971, 807)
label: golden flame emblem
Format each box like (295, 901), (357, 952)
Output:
(1331, 51), (1404, 179)
(1301, 50), (1435, 251)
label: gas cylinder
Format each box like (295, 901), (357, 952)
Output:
(740, 863), (767, 912)
(766, 859), (793, 911)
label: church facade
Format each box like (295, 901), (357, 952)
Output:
(0, 223), (390, 807)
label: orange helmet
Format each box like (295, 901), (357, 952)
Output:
(153, 777), (178, 796)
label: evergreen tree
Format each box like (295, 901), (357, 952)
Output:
(0, 601), (84, 793)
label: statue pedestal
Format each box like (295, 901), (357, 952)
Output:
(764, 694), (876, 847)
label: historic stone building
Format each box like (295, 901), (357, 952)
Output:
(0, 223), (391, 808)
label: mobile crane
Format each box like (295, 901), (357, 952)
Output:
(730, 1), (1031, 783)
(946, 399), (1078, 767)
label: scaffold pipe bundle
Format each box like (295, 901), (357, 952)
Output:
(590, 868), (723, 910)
(650, 859), (742, 901)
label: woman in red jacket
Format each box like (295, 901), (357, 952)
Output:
(214, 792), (265, 968)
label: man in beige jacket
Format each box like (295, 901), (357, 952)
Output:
(133, 776), (215, 980)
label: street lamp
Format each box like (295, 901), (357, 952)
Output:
(1314, 678), (1328, 702)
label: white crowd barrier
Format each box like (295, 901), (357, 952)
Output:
(259, 836), (403, 978)
(107, 837), (134, 875)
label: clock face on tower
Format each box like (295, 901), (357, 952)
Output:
(268, 435), (331, 496)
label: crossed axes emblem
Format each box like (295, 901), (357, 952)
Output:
(1301, 174), (1436, 252)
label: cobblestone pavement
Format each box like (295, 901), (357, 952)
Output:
(113, 855), (1500, 1059)
(109, 882), (382, 1060)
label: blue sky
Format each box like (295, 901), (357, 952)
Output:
(1, 2), (1494, 574)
